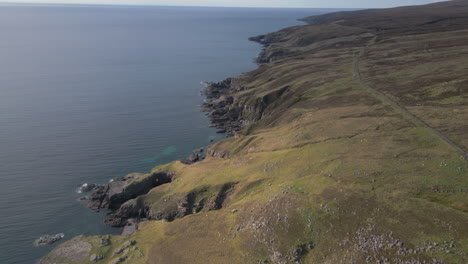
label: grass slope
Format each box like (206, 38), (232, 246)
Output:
(41, 1), (467, 263)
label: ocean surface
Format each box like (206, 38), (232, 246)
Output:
(0, 4), (335, 263)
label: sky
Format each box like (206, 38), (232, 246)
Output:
(0, 0), (448, 8)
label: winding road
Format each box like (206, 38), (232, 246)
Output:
(354, 36), (468, 160)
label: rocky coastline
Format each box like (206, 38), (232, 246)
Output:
(80, 65), (261, 230)
(79, 171), (173, 230)
(200, 78), (247, 137)
(79, 34), (292, 231)
(40, 1), (468, 263)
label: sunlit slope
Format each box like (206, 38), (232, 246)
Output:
(41, 1), (467, 263)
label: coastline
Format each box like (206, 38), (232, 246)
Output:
(1, 6), (334, 264)
(39, 1), (468, 263)
(38, 37), (267, 263)
(77, 37), (269, 233)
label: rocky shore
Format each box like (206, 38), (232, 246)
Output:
(77, 74), (252, 231)
(41, 1), (468, 263)
(80, 36), (298, 230)
(201, 78), (249, 136)
(81, 171), (173, 228)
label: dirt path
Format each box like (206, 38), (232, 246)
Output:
(354, 36), (468, 160)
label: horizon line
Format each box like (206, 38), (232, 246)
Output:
(0, 1), (381, 9)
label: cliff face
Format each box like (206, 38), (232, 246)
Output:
(41, 1), (468, 264)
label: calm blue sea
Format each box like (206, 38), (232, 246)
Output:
(0, 4), (335, 263)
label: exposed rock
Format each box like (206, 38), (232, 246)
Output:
(33, 233), (64, 247)
(207, 149), (230, 159)
(188, 153), (199, 163)
(106, 182), (238, 225)
(194, 148), (204, 153)
(87, 171), (173, 212)
(289, 244), (312, 262)
(99, 235), (110, 247)
(113, 247), (124, 256)
(78, 183), (96, 193)
(180, 153), (201, 165)
(110, 257), (127, 264)
(38, 236), (91, 264)
(201, 79), (246, 136)
(89, 254), (104, 262)
(133, 247), (145, 257)
(123, 240), (136, 247)
(121, 219), (139, 236)
(105, 199), (147, 227)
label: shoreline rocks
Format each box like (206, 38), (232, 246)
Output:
(180, 153), (200, 165)
(201, 78), (247, 136)
(33, 233), (65, 247)
(179, 147), (207, 165)
(77, 183), (96, 193)
(85, 171), (173, 212)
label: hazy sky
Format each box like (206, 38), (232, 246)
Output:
(1, 0), (447, 8)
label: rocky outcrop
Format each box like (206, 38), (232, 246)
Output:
(104, 198), (148, 227)
(86, 172), (173, 212)
(249, 31), (293, 63)
(104, 182), (237, 227)
(78, 183), (96, 193)
(33, 233), (65, 247)
(201, 74), (290, 137)
(179, 153), (200, 165)
(206, 148), (230, 159)
(201, 79), (247, 136)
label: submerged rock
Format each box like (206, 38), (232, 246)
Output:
(33, 233), (65, 247)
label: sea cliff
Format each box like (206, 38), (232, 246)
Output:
(40, 1), (468, 263)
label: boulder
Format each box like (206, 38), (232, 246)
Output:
(78, 183), (96, 193)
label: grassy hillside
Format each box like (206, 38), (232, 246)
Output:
(41, 1), (467, 263)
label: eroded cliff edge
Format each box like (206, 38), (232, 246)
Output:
(40, 1), (468, 264)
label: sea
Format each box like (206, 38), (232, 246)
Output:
(0, 4), (336, 263)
